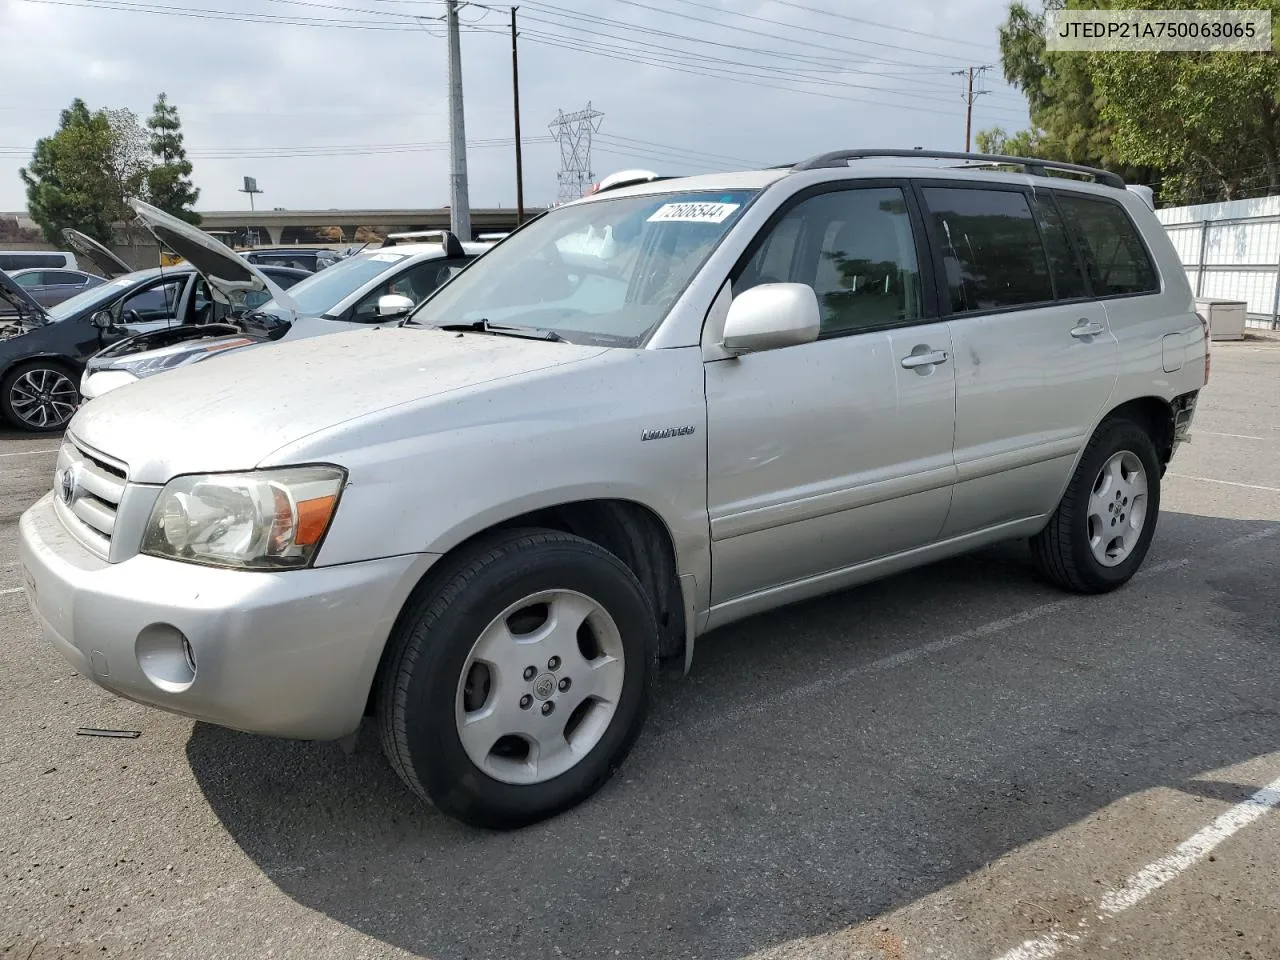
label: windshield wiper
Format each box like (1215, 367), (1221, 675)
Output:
(429, 319), (566, 342)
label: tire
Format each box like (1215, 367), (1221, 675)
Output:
(1031, 416), (1162, 594)
(377, 529), (658, 829)
(0, 360), (80, 433)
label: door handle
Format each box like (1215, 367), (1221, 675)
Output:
(1070, 319), (1106, 339)
(901, 349), (949, 369)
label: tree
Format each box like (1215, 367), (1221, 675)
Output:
(984, 1), (1159, 188)
(1090, 0), (1280, 203)
(145, 93), (201, 224)
(20, 99), (126, 245)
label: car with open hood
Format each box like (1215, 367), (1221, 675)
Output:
(0, 230), (308, 431)
(80, 208), (491, 400)
(19, 148), (1207, 830)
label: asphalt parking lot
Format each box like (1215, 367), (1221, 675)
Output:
(3, 340), (1280, 960)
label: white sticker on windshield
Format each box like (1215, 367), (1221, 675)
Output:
(369, 253), (406, 262)
(646, 202), (741, 224)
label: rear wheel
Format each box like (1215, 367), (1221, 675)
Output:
(1, 361), (80, 432)
(378, 529), (657, 829)
(1031, 417), (1161, 593)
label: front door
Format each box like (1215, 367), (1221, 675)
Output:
(704, 183), (958, 607)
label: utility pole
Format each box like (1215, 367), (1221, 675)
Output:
(511, 6), (524, 225)
(445, 0), (472, 239)
(953, 64), (992, 152)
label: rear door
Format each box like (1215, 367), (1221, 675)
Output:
(919, 181), (1119, 538)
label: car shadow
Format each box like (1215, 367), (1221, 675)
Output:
(186, 511), (1280, 960)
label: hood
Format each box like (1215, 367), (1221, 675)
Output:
(69, 326), (607, 483)
(0, 266), (51, 325)
(61, 228), (132, 278)
(129, 199), (301, 322)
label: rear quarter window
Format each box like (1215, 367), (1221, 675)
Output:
(1056, 194), (1159, 297)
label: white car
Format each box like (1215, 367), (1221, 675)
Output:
(79, 224), (492, 399)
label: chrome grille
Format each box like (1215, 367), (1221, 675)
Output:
(53, 436), (128, 559)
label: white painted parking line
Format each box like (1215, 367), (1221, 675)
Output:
(1168, 473), (1280, 493)
(0, 447), (59, 459)
(1193, 430), (1268, 441)
(1100, 776), (1280, 914)
(995, 933), (1080, 960)
(991, 773), (1280, 960)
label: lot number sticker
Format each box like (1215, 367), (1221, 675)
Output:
(647, 202), (741, 224)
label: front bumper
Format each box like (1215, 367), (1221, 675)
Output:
(18, 493), (434, 740)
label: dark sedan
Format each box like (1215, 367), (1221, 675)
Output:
(0, 261), (308, 432)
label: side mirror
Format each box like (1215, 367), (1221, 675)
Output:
(377, 293), (415, 317)
(721, 283), (821, 355)
(90, 309), (114, 330)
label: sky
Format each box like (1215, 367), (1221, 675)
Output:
(0, 0), (1032, 214)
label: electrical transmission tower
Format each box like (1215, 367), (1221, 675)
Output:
(549, 103), (604, 204)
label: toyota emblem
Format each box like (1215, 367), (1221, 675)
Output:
(58, 468), (75, 505)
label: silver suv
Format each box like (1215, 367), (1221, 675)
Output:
(18, 149), (1208, 829)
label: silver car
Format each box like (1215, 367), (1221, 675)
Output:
(18, 151), (1209, 829)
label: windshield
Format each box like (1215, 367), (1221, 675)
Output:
(409, 189), (758, 346)
(45, 273), (142, 322)
(258, 251), (409, 317)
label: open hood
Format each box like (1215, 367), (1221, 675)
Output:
(128, 199), (300, 321)
(0, 265), (51, 325)
(61, 227), (133, 278)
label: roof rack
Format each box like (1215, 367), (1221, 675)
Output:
(381, 229), (466, 257)
(789, 148), (1125, 189)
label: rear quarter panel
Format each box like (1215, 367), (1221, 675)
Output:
(1105, 192), (1206, 409)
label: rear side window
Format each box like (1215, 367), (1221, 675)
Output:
(0, 253), (67, 270)
(922, 187), (1053, 312)
(46, 270), (85, 285)
(1056, 194), (1159, 296)
(1031, 195), (1088, 300)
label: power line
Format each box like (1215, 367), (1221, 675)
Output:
(762, 0), (999, 52)
(640, 0), (982, 63)
(512, 21), (1026, 114)
(501, 27), (1026, 121)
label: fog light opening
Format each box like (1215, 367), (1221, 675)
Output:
(135, 623), (197, 693)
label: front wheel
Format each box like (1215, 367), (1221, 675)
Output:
(1, 361), (80, 432)
(1031, 417), (1162, 594)
(377, 529), (657, 829)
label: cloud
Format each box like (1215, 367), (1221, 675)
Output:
(0, 0), (1028, 214)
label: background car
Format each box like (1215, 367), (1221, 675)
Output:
(80, 212), (492, 399)
(0, 258), (308, 432)
(241, 247), (341, 271)
(4, 267), (105, 310)
(0, 249), (79, 272)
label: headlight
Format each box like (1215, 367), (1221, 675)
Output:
(141, 466), (346, 569)
(98, 338), (258, 380)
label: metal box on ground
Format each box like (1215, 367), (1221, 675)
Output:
(1195, 298), (1247, 341)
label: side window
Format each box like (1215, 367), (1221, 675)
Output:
(13, 272), (45, 287)
(1031, 195), (1089, 300)
(922, 186), (1053, 313)
(46, 271), (84, 285)
(1056, 194), (1159, 296)
(351, 258), (468, 321)
(119, 277), (185, 322)
(736, 187), (923, 336)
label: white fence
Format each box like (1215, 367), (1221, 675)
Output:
(1157, 195), (1280, 329)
